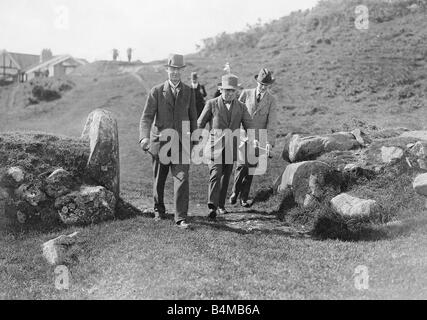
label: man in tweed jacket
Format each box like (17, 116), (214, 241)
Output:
(230, 68), (278, 207)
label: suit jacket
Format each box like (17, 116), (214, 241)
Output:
(239, 88), (278, 147)
(197, 96), (253, 162)
(192, 84), (207, 117)
(139, 81), (198, 159)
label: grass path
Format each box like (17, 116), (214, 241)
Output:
(2, 63), (427, 299)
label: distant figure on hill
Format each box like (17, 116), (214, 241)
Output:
(190, 72), (207, 117)
(112, 49), (119, 61)
(230, 68), (277, 208)
(127, 48), (133, 62)
(139, 53), (198, 230)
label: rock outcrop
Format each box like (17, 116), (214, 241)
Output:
(55, 185), (116, 225)
(330, 193), (378, 217)
(81, 109), (120, 199)
(42, 232), (79, 265)
(381, 146), (404, 164)
(277, 161), (341, 207)
(0, 109), (121, 229)
(282, 132), (361, 163)
(400, 131), (427, 141)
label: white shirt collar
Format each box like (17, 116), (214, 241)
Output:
(223, 99), (232, 110)
(256, 88), (267, 98)
(191, 82), (199, 89)
(169, 80), (181, 90)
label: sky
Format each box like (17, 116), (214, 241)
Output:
(0, 0), (319, 62)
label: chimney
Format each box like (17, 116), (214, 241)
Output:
(40, 49), (53, 63)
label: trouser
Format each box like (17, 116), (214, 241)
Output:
(232, 164), (254, 202)
(152, 156), (189, 223)
(207, 162), (234, 210)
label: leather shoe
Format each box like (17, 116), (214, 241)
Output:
(208, 208), (217, 221)
(176, 220), (190, 229)
(240, 199), (254, 208)
(154, 210), (167, 221)
(229, 193), (238, 205)
(218, 208), (229, 215)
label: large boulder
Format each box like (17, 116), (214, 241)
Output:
(381, 146), (404, 164)
(282, 132), (361, 163)
(54, 185), (116, 225)
(42, 232), (79, 265)
(330, 193), (378, 217)
(409, 141), (427, 158)
(400, 131), (427, 141)
(351, 129), (371, 146)
(277, 161), (341, 207)
(14, 183), (46, 206)
(1, 167), (26, 188)
(407, 141), (427, 169)
(81, 109), (120, 199)
(45, 168), (75, 198)
(413, 173), (427, 197)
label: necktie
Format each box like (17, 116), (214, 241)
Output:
(257, 92), (261, 103)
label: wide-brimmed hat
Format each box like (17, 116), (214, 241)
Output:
(254, 68), (275, 85)
(191, 72), (198, 80)
(165, 53), (186, 68)
(219, 74), (239, 90)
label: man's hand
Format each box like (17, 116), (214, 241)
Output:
(266, 143), (273, 158)
(140, 138), (150, 151)
(252, 139), (259, 148)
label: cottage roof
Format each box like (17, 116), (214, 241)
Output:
(25, 55), (85, 73)
(6, 52), (40, 70)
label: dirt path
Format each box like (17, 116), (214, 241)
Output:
(7, 84), (19, 110)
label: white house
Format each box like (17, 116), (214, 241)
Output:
(0, 50), (40, 82)
(25, 55), (87, 81)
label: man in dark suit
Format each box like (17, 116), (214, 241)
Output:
(197, 74), (253, 220)
(190, 72), (207, 118)
(139, 54), (198, 229)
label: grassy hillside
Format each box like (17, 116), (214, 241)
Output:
(190, 0), (427, 135)
(1, 0), (427, 300)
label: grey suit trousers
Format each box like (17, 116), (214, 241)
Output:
(232, 164), (254, 202)
(208, 161), (234, 210)
(152, 156), (189, 223)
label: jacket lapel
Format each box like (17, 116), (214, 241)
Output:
(163, 81), (175, 109)
(253, 90), (269, 115)
(247, 89), (257, 115)
(229, 99), (239, 128)
(217, 97), (230, 127)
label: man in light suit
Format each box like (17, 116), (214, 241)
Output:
(197, 74), (253, 220)
(139, 54), (198, 229)
(230, 68), (278, 207)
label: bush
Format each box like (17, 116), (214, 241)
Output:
(31, 85), (61, 102)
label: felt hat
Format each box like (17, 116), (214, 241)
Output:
(165, 53), (186, 68)
(219, 74), (239, 90)
(254, 68), (275, 85)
